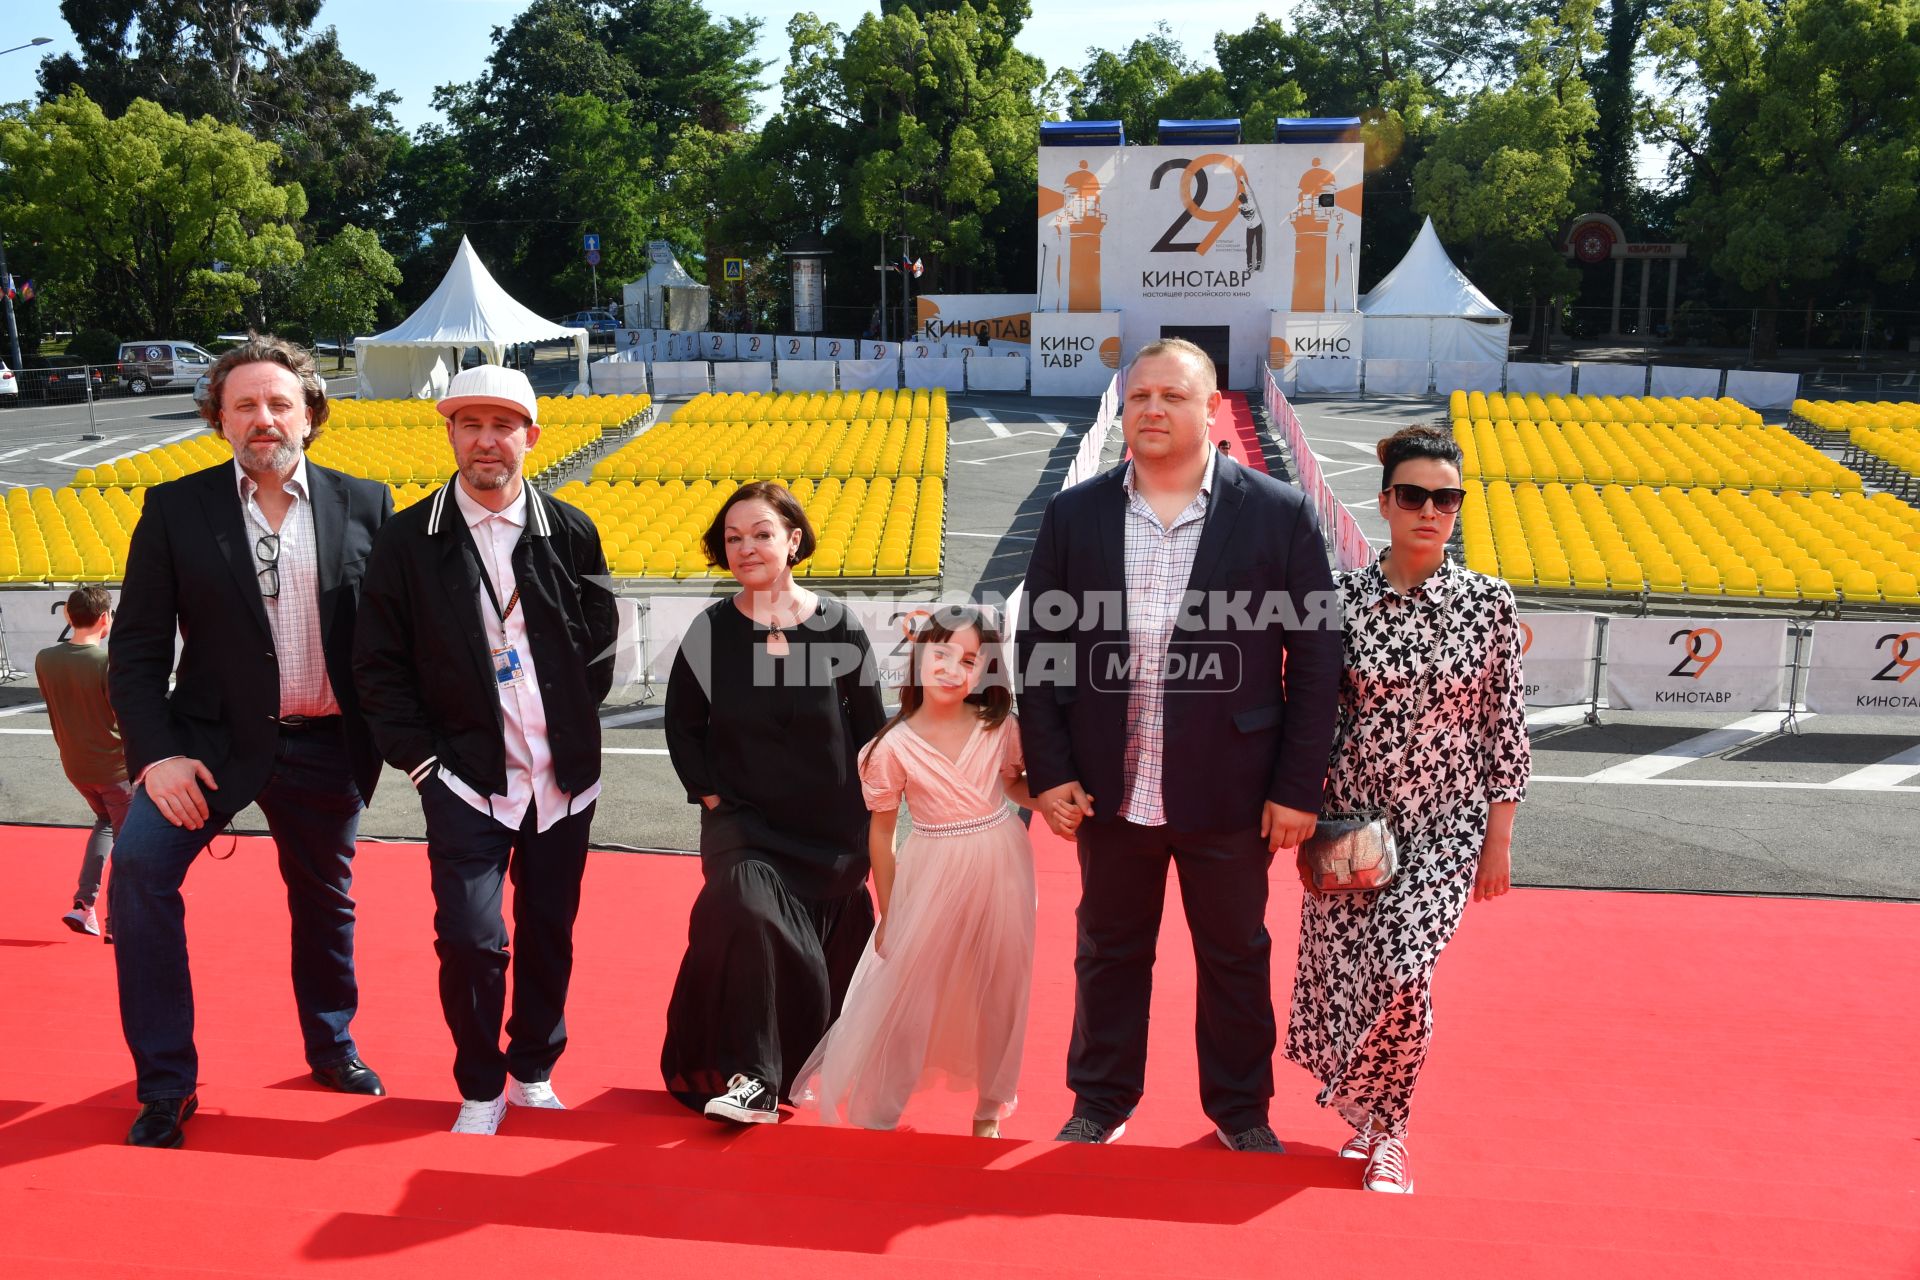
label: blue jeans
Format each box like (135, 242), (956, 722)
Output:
(109, 721), (365, 1101)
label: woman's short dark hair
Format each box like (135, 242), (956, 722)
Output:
(702, 481), (818, 569)
(1378, 424), (1464, 489)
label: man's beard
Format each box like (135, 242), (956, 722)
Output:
(460, 458), (518, 490)
(237, 432), (301, 475)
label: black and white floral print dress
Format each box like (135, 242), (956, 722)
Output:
(1285, 554), (1530, 1138)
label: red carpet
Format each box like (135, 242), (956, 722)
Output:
(1, 821), (1915, 1277)
(1215, 392), (1265, 470)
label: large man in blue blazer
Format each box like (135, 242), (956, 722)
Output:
(108, 335), (393, 1148)
(1017, 338), (1342, 1152)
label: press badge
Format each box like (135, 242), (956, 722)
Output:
(491, 645), (526, 688)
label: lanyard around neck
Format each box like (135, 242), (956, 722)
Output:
(464, 526), (521, 626)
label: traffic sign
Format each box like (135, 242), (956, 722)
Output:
(723, 257), (745, 282)
(586, 249), (601, 266)
(583, 234), (601, 252)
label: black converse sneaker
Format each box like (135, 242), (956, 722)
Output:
(704, 1073), (778, 1125)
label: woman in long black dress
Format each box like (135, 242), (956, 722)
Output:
(662, 481), (886, 1123)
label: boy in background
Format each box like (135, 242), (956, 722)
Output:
(37, 586), (129, 940)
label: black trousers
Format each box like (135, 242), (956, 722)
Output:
(1069, 819), (1276, 1133)
(421, 777), (594, 1102)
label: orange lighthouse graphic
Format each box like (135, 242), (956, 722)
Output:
(1057, 160), (1107, 312)
(1289, 156), (1341, 312)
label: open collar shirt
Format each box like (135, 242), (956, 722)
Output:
(1117, 447), (1217, 825)
(234, 455), (338, 718)
(440, 480), (602, 832)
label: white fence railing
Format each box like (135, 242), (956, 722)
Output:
(1263, 368), (1375, 571)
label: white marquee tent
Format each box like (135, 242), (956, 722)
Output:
(621, 244), (710, 331)
(354, 237), (587, 399)
(1359, 217), (1511, 363)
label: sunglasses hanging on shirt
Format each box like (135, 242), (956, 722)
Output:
(1385, 483), (1467, 515)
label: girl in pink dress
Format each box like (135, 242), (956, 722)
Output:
(794, 604), (1038, 1137)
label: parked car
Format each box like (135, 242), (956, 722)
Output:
(0, 362), (17, 400)
(41, 365), (106, 401)
(118, 340), (218, 394)
(559, 309), (619, 333)
(194, 372), (212, 404)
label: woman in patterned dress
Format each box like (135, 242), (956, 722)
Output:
(1286, 425), (1530, 1194)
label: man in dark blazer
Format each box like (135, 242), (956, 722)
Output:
(108, 334), (393, 1148)
(1017, 337), (1342, 1152)
(353, 364), (615, 1137)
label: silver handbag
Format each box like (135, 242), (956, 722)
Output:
(1302, 810), (1399, 893)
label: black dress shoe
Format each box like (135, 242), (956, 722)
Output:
(126, 1094), (197, 1148)
(311, 1057), (385, 1096)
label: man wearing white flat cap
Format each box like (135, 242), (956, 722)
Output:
(353, 364), (616, 1135)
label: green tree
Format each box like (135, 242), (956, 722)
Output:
(37, 0), (402, 239)
(1213, 14), (1318, 142)
(0, 91), (306, 337)
(420, 0), (765, 315)
(752, 0), (1045, 313)
(1413, 1), (1600, 333)
(838, 1), (1046, 292)
(1069, 24), (1232, 145)
(293, 226), (402, 368)
(1646, 0), (1920, 354)
(1585, 0), (1664, 221)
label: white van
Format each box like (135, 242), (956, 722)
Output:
(117, 341), (218, 395)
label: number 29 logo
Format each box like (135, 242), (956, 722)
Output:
(1148, 153), (1250, 256)
(1871, 631), (1920, 683)
(1667, 627), (1722, 679)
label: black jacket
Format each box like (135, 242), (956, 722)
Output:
(109, 460), (392, 807)
(352, 481), (616, 797)
(1015, 455), (1343, 831)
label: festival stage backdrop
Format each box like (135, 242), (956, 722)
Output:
(1037, 142), (1363, 386)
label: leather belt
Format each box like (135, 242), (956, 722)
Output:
(274, 714), (342, 731)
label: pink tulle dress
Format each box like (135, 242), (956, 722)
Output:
(793, 713), (1037, 1129)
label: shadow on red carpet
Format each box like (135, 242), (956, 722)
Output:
(1, 821), (1915, 1277)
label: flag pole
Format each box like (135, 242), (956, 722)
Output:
(0, 234), (23, 374)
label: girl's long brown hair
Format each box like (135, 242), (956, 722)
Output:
(865, 602), (1012, 756)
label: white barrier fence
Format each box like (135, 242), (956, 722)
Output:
(1264, 369), (1375, 571)
(600, 350), (1029, 394)
(1288, 359), (1802, 410)
(629, 594), (1009, 698)
(8, 583), (1909, 723)
(1514, 611), (1920, 719)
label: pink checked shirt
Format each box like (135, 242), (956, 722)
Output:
(235, 456), (339, 717)
(1117, 448), (1216, 825)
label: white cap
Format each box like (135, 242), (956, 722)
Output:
(436, 364), (538, 425)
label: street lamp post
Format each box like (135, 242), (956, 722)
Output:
(0, 38), (53, 374)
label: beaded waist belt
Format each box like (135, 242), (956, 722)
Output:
(913, 807), (1013, 839)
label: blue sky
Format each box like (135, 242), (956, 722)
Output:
(1, 0), (1291, 132)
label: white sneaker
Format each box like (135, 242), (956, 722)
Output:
(62, 903), (101, 937)
(507, 1076), (565, 1109)
(451, 1093), (507, 1135)
(1339, 1129), (1375, 1159)
(703, 1073), (779, 1125)
(1364, 1134), (1413, 1193)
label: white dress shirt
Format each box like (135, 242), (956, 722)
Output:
(235, 456), (339, 717)
(439, 481), (601, 832)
